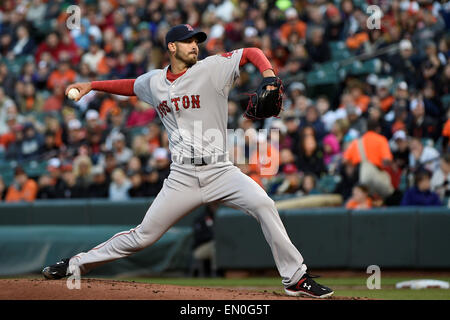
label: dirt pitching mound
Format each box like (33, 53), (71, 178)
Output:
(0, 279), (368, 300)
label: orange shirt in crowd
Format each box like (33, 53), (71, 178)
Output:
(343, 131), (393, 168)
(346, 32), (369, 50)
(99, 98), (120, 121)
(442, 119), (450, 137)
(380, 96), (395, 112)
(47, 69), (77, 90)
(5, 179), (38, 203)
(346, 198), (372, 210)
(0, 132), (15, 149)
(354, 94), (370, 113)
(280, 21), (307, 42)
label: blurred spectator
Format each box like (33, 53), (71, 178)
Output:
(296, 127), (326, 177)
(299, 173), (319, 197)
(112, 132), (133, 166)
(12, 122), (43, 161)
(44, 158), (66, 198)
(279, 8), (306, 46)
(325, 4), (344, 41)
(81, 42), (105, 74)
(60, 168), (80, 199)
(348, 81), (370, 114)
(390, 130), (410, 171)
(0, 63), (16, 98)
(343, 119), (393, 170)
(191, 203), (218, 278)
(88, 166), (109, 198)
(150, 147), (171, 181)
(274, 163), (301, 195)
(430, 153), (450, 202)
(5, 166), (38, 202)
(128, 171), (146, 198)
(64, 118), (87, 158)
(42, 83), (66, 112)
(408, 137), (440, 173)
(305, 27), (330, 64)
(126, 101), (157, 128)
(104, 108), (126, 150)
(345, 104), (367, 136)
(387, 39), (417, 88)
(334, 162), (359, 201)
(85, 109), (105, 163)
(408, 97), (440, 141)
(73, 155), (92, 198)
(109, 168), (131, 201)
(12, 24), (35, 57)
(401, 170), (442, 206)
(16, 82), (44, 115)
(322, 124), (342, 167)
(300, 105), (326, 141)
(47, 57), (77, 90)
(35, 31), (62, 64)
(345, 184), (372, 210)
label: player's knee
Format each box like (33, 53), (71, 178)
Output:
(134, 229), (161, 249)
(251, 195), (276, 213)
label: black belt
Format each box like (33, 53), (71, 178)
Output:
(191, 158), (208, 166)
(172, 154), (228, 166)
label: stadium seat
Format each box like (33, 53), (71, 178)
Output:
(0, 161), (16, 187)
(317, 175), (340, 194)
(0, 55), (33, 75)
(329, 41), (352, 61)
(127, 125), (148, 141)
(398, 172), (409, 192)
(23, 160), (48, 178)
(307, 62), (342, 86)
(342, 58), (382, 76)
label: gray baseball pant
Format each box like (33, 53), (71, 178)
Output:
(69, 161), (307, 287)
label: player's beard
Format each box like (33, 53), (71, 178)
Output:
(175, 46), (198, 67)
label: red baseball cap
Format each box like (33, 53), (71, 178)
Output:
(283, 163), (298, 175)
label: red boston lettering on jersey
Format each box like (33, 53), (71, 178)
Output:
(191, 95), (200, 108)
(182, 96), (190, 109)
(162, 101), (171, 113)
(157, 100), (170, 118)
(157, 104), (165, 117)
(156, 96), (201, 118)
(171, 97), (181, 111)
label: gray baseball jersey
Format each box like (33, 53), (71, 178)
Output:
(69, 49), (307, 287)
(133, 49), (243, 158)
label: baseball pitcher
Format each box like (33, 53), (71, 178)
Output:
(42, 24), (333, 298)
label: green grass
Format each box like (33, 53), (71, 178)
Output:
(119, 277), (450, 300)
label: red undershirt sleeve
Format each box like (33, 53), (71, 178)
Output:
(91, 79), (136, 96)
(239, 48), (273, 74)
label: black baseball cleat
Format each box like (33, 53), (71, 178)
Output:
(285, 273), (334, 298)
(42, 258), (71, 280)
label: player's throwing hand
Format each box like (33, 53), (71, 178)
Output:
(65, 82), (92, 101)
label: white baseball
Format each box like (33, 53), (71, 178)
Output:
(68, 88), (80, 100)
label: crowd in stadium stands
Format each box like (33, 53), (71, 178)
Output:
(0, 0), (449, 208)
